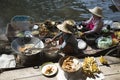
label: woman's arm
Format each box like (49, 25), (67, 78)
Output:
(84, 20), (103, 34)
(82, 16), (93, 25)
(52, 32), (63, 41)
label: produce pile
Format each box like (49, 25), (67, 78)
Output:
(82, 57), (100, 76)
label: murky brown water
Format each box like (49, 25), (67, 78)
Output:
(0, 0), (120, 34)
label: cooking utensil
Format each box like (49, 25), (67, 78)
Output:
(59, 56), (81, 73)
(11, 37), (44, 55)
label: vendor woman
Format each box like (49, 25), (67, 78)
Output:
(79, 6), (104, 36)
(47, 20), (79, 55)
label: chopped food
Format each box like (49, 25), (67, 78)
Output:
(18, 44), (41, 55)
(45, 66), (54, 74)
(61, 56), (80, 72)
(18, 44), (34, 53)
(41, 64), (58, 76)
(112, 38), (119, 45)
(39, 24), (49, 37)
(82, 57), (100, 76)
(114, 31), (120, 40)
(99, 56), (108, 65)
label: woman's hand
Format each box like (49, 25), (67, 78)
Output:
(45, 38), (53, 44)
(79, 32), (85, 37)
(49, 47), (59, 51)
(77, 25), (83, 30)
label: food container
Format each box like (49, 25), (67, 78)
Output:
(11, 37), (44, 56)
(44, 38), (60, 59)
(84, 34), (97, 46)
(78, 39), (87, 50)
(11, 15), (34, 31)
(111, 22), (120, 30)
(96, 36), (112, 49)
(59, 56), (81, 80)
(59, 56), (81, 73)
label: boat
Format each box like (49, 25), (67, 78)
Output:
(111, 0), (120, 11)
(6, 15), (35, 42)
(75, 20), (120, 58)
(1, 15), (120, 71)
(6, 16), (120, 55)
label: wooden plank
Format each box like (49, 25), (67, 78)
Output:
(56, 62), (120, 80)
(0, 56), (120, 80)
(0, 67), (57, 80)
(94, 56), (120, 80)
(0, 67), (41, 80)
(96, 56), (120, 66)
(14, 75), (57, 80)
(105, 73), (120, 80)
(100, 63), (120, 75)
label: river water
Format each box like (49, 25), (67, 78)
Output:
(0, 0), (120, 34)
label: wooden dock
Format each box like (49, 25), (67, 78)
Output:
(0, 56), (120, 80)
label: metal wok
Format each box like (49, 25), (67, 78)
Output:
(11, 37), (45, 56)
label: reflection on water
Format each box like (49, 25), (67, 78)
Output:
(0, 0), (120, 33)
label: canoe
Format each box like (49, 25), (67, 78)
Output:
(11, 15), (34, 22)
(6, 15), (35, 42)
(10, 15), (34, 31)
(111, 0), (120, 11)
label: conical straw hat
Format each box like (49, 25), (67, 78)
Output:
(57, 20), (75, 34)
(89, 7), (103, 18)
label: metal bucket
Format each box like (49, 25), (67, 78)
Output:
(84, 34), (98, 46)
(44, 38), (60, 59)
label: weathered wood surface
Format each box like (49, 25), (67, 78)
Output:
(105, 74), (120, 80)
(0, 56), (120, 80)
(0, 66), (57, 80)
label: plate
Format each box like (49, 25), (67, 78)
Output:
(41, 64), (58, 77)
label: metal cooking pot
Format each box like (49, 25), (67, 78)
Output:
(44, 49), (60, 59)
(84, 34), (98, 46)
(11, 37), (44, 56)
(44, 38), (59, 59)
